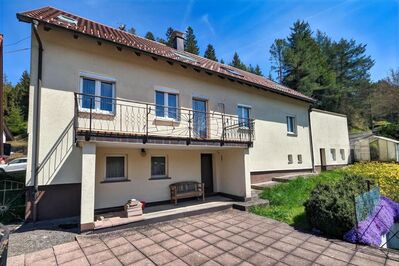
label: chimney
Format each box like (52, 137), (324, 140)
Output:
(172, 30), (184, 51)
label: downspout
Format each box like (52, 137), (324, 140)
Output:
(31, 20), (43, 221)
(308, 106), (316, 173)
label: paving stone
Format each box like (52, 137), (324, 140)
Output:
(104, 236), (129, 248)
(124, 232), (146, 243)
(352, 250), (386, 264)
(202, 225), (220, 234)
(76, 236), (102, 248)
(202, 260), (223, 266)
(202, 234), (222, 244)
(323, 247), (353, 262)
(215, 239), (238, 251)
(55, 249), (85, 264)
(7, 254), (25, 266)
(86, 249), (115, 265)
(300, 241), (327, 253)
(186, 238), (208, 249)
(179, 224), (197, 233)
(150, 232), (171, 243)
(259, 246), (287, 261)
(118, 250), (146, 265)
(213, 253), (242, 266)
(164, 259), (189, 266)
(29, 256), (57, 266)
(53, 241), (80, 255)
(253, 235), (276, 246)
(149, 250), (177, 265)
(160, 238), (182, 249)
(199, 245), (225, 258)
(281, 254), (312, 266)
(315, 254), (348, 266)
(228, 234), (249, 245)
(140, 243), (165, 256)
(350, 255), (384, 266)
(242, 240), (267, 252)
(264, 231), (286, 240)
(25, 248), (55, 265)
(238, 230), (258, 239)
(110, 242), (137, 256)
(225, 226), (243, 234)
(214, 230), (234, 238)
(307, 236), (331, 247)
(98, 257), (123, 266)
(133, 258), (156, 266)
(166, 228), (185, 237)
(270, 241), (297, 253)
(292, 247), (319, 261)
(190, 229), (208, 238)
(175, 233), (196, 242)
(59, 256), (90, 266)
(130, 237), (155, 248)
(82, 242), (108, 256)
(229, 246), (256, 260)
(169, 244), (195, 257)
(280, 235), (304, 246)
(181, 251), (210, 266)
(247, 253), (277, 265)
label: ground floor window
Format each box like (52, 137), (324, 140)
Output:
(331, 149), (336, 161)
(105, 155), (126, 180)
(340, 149), (345, 160)
(151, 156), (167, 178)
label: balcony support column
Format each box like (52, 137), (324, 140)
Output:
(80, 142), (96, 232)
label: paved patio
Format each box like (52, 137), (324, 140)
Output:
(8, 209), (399, 265)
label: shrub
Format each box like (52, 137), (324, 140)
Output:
(304, 174), (371, 238)
(345, 162), (399, 202)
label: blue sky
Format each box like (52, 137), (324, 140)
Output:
(1, 0), (398, 85)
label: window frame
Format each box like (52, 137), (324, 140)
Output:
(79, 72), (116, 114)
(331, 148), (336, 161)
(104, 154), (128, 181)
(154, 87), (179, 121)
(340, 149), (345, 161)
(237, 104), (251, 129)
(150, 155), (168, 179)
(288, 154), (293, 164)
(286, 115), (297, 135)
(297, 154), (303, 164)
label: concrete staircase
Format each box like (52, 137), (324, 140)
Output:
(251, 172), (317, 190)
(232, 189), (269, 211)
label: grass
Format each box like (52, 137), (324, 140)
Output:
(251, 170), (344, 230)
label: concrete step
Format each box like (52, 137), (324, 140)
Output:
(251, 181), (280, 190)
(271, 172), (316, 183)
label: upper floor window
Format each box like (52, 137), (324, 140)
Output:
(155, 90), (178, 120)
(287, 116), (296, 134)
(238, 105), (251, 128)
(80, 75), (115, 112)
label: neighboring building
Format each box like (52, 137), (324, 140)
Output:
(17, 7), (350, 231)
(350, 133), (399, 162)
(310, 109), (350, 172)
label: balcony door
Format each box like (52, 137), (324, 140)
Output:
(192, 99), (207, 138)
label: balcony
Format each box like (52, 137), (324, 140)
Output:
(74, 93), (254, 147)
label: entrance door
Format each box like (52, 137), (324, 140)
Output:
(192, 99), (207, 138)
(201, 154), (214, 194)
(320, 148), (327, 171)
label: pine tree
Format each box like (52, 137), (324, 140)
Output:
(229, 52), (247, 71)
(165, 27), (174, 47)
(254, 65), (263, 76)
(145, 32), (155, 41)
(128, 27), (136, 35)
(13, 71), (30, 120)
(220, 59), (225, 64)
(269, 39), (287, 83)
(6, 105), (26, 135)
(184, 26), (200, 55)
(204, 44), (217, 61)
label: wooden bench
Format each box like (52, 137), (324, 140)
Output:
(169, 181), (205, 205)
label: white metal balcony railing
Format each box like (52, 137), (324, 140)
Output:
(74, 93), (254, 145)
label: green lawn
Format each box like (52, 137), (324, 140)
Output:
(251, 170), (344, 230)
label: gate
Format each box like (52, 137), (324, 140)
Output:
(0, 179), (25, 224)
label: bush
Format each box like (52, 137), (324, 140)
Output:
(304, 174), (371, 238)
(345, 162), (399, 202)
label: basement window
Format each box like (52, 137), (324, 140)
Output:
(57, 15), (78, 26)
(288, 154), (293, 164)
(340, 149), (345, 160)
(331, 149), (336, 161)
(297, 154), (303, 164)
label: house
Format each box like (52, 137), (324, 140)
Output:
(17, 7), (350, 232)
(350, 133), (399, 162)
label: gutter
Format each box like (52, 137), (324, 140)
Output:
(308, 107), (316, 173)
(31, 20), (43, 221)
(17, 13), (315, 104)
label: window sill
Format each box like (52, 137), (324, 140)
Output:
(149, 176), (171, 180)
(78, 108), (116, 117)
(100, 178), (131, 184)
(287, 132), (297, 137)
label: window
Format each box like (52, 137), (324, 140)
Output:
(221, 66), (244, 77)
(105, 156), (126, 180)
(340, 149), (345, 160)
(331, 149), (336, 161)
(151, 156), (167, 178)
(287, 116), (296, 134)
(80, 75), (115, 112)
(297, 154), (303, 164)
(237, 105), (251, 128)
(155, 91), (178, 120)
(288, 154), (293, 164)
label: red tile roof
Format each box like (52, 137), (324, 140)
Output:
(17, 6), (314, 103)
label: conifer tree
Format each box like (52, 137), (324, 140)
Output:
(204, 44), (217, 61)
(229, 52), (247, 71)
(184, 26), (200, 55)
(145, 32), (155, 41)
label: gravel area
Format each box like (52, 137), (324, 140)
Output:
(7, 218), (79, 257)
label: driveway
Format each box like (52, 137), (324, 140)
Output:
(7, 209), (398, 265)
